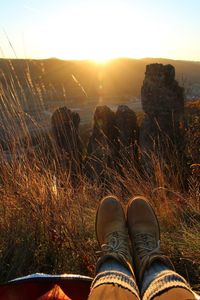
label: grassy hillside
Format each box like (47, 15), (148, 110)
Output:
(0, 135), (199, 289)
(0, 60), (199, 293)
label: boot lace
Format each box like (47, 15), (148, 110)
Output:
(134, 232), (161, 266)
(97, 231), (130, 260)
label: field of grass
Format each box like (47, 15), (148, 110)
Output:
(0, 67), (199, 293)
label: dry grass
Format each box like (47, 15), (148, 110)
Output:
(0, 66), (199, 292)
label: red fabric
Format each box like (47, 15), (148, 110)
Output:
(37, 284), (71, 300)
(0, 278), (92, 300)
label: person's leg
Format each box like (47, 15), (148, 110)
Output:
(89, 284), (138, 300)
(89, 259), (139, 300)
(153, 287), (199, 300)
(141, 262), (199, 300)
(127, 196), (199, 300)
(88, 196), (140, 300)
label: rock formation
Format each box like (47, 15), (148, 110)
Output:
(115, 105), (138, 163)
(84, 105), (139, 182)
(140, 63), (185, 174)
(51, 106), (82, 177)
(84, 105), (118, 182)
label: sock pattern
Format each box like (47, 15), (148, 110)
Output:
(90, 270), (140, 298)
(142, 270), (195, 300)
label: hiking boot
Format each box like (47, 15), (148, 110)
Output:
(127, 196), (174, 281)
(96, 195), (134, 275)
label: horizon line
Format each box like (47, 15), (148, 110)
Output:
(0, 56), (200, 64)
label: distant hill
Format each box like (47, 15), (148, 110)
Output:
(0, 57), (200, 109)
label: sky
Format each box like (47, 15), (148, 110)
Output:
(0, 0), (200, 62)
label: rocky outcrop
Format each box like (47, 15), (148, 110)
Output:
(51, 107), (82, 176)
(115, 105), (138, 162)
(84, 105), (138, 182)
(50, 64), (186, 185)
(84, 106), (118, 182)
(140, 63), (185, 173)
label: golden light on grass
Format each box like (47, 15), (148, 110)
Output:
(0, 57), (199, 289)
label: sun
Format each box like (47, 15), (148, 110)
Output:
(21, 2), (172, 61)
(44, 4), (128, 61)
(41, 3), (160, 61)
(90, 56), (113, 65)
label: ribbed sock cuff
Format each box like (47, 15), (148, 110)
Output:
(142, 270), (194, 300)
(90, 271), (140, 298)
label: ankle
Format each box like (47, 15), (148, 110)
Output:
(98, 258), (133, 276)
(141, 261), (171, 294)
